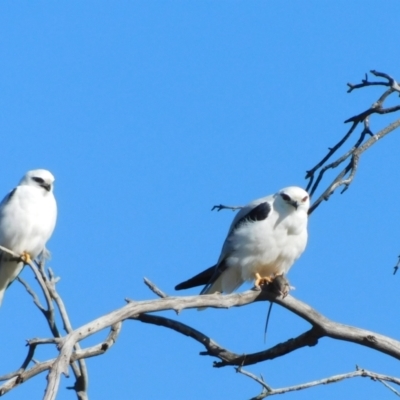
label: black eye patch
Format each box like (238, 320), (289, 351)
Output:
(280, 193), (291, 201)
(32, 177), (45, 184)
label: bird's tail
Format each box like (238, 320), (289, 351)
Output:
(175, 265), (216, 291)
(0, 259), (24, 307)
(175, 263), (242, 310)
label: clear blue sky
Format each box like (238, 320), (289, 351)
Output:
(0, 2), (399, 399)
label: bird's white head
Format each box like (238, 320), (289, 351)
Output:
(19, 169), (55, 193)
(275, 186), (310, 213)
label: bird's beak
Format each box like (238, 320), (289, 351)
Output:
(290, 200), (299, 210)
(40, 183), (51, 192)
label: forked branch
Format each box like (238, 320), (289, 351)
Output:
(306, 70), (400, 214)
(237, 366), (400, 399)
(2, 71), (400, 400)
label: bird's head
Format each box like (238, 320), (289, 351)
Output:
(276, 186), (309, 213)
(19, 169), (55, 193)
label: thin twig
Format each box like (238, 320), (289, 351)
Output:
(306, 70), (400, 214)
(12, 250), (88, 399)
(24, 261), (60, 338)
(143, 277), (168, 298)
(133, 313), (238, 362)
(211, 204), (243, 212)
(0, 343), (38, 382)
(237, 366), (400, 399)
(17, 277), (45, 311)
(308, 117), (400, 214)
(393, 256), (400, 275)
(378, 379), (400, 397)
(0, 324), (122, 397)
(35, 262), (89, 399)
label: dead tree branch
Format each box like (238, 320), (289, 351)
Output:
(0, 245), (89, 400)
(2, 71), (400, 399)
(393, 255), (400, 275)
(132, 281), (400, 367)
(0, 323), (122, 397)
(3, 265), (400, 399)
(237, 366), (400, 399)
(306, 70), (400, 214)
(2, 280), (400, 398)
(211, 204), (243, 212)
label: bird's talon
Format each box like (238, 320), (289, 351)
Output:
(254, 272), (274, 288)
(21, 251), (32, 264)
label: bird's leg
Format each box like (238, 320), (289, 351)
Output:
(254, 273), (274, 288)
(20, 251), (32, 265)
(254, 272), (291, 297)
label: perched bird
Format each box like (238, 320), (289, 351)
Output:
(0, 170), (57, 306)
(175, 186), (309, 296)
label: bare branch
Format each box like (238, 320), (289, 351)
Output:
(309, 117), (400, 213)
(17, 277), (46, 312)
(393, 255), (400, 275)
(0, 323), (122, 397)
(347, 70), (400, 93)
(143, 277), (169, 299)
(237, 366), (400, 398)
(40, 265), (89, 396)
(211, 204), (243, 212)
(34, 285), (400, 393)
(133, 313), (238, 362)
(24, 261), (61, 338)
(15, 253), (88, 399)
(2, 71), (400, 399)
(0, 342), (39, 382)
(306, 71), (400, 214)
(378, 379), (400, 397)
(305, 121), (359, 191)
(3, 275), (400, 399)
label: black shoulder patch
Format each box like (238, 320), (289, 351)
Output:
(1, 188), (16, 207)
(233, 202), (271, 230)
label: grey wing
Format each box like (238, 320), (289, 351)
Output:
(0, 188), (17, 241)
(0, 188), (16, 210)
(0, 187), (23, 306)
(0, 258), (24, 306)
(218, 194), (274, 263)
(0, 188), (17, 244)
(225, 194), (274, 234)
(202, 198), (272, 294)
(174, 194), (274, 295)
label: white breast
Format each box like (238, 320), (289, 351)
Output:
(224, 205), (308, 282)
(0, 185), (57, 258)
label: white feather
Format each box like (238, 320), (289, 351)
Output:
(0, 169), (57, 306)
(203, 186), (309, 294)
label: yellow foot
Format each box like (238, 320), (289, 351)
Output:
(254, 273), (290, 297)
(254, 273), (274, 288)
(21, 251), (32, 264)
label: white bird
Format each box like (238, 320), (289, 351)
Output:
(175, 186), (309, 296)
(0, 169), (57, 306)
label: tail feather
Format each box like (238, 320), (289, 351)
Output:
(0, 260), (24, 307)
(202, 267), (242, 295)
(197, 268), (243, 311)
(175, 265), (216, 291)
(175, 262), (243, 311)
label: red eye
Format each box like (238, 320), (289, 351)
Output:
(302, 195), (308, 202)
(280, 193), (291, 201)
